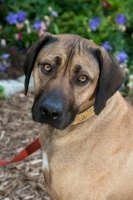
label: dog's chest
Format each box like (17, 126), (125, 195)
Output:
(42, 138), (133, 200)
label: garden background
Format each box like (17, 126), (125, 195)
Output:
(0, 0), (133, 97)
(0, 0), (133, 199)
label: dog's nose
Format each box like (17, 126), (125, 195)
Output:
(40, 102), (62, 120)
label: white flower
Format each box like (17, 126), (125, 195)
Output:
(27, 27), (31, 34)
(123, 68), (129, 73)
(44, 16), (51, 26)
(48, 6), (52, 12)
(15, 33), (18, 40)
(24, 19), (30, 25)
(127, 82), (133, 90)
(118, 25), (126, 32)
(129, 75), (133, 81)
(1, 39), (6, 47)
(44, 15), (50, 21)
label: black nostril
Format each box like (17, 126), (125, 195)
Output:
(51, 111), (62, 120)
(40, 104), (62, 120)
(40, 107), (48, 116)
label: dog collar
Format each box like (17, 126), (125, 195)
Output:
(72, 106), (95, 125)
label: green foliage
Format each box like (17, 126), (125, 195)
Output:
(0, 85), (6, 100)
(0, 0), (133, 95)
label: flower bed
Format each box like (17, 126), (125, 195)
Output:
(0, 0), (133, 96)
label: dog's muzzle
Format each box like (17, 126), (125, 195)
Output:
(32, 89), (77, 130)
(40, 97), (63, 121)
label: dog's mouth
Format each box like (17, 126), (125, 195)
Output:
(32, 105), (76, 130)
(34, 114), (76, 130)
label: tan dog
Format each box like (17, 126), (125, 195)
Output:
(23, 32), (133, 200)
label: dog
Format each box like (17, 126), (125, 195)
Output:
(23, 32), (133, 200)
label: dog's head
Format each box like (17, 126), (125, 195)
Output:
(23, 32), (124, 129)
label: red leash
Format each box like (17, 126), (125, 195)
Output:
(0, 137), (41, 166)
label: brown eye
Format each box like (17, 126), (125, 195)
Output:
(43, 64), (52, 71)
(40, 63), (52, 74)
(78, 75), (88, 83)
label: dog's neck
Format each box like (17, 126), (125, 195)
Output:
(72, 106), (95, 125)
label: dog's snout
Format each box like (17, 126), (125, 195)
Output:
(40, 101), (63, 121)
(32, 89), (74, 129)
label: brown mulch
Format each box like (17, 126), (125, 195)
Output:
(0, 91), (133, 200)
(0, 91), (50, 200)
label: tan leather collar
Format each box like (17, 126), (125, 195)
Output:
(72, 106), (95, 125)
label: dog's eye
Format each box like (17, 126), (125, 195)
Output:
(78, 75), (88, 83)
(40, 63), (52, 74)
(43, 64), (52, 72)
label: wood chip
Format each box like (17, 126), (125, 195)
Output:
(0, 92), (50, 199)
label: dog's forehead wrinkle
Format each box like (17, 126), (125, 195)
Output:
(63, 41), (77, 75)
(54, 56), (62, 65)
(68, 38), (82, 54)
(38, 47), (67, 63)
(74, 65), (82, 74)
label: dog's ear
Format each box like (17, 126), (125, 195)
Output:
(23, 32), (57, 95)
(94, 47), (124, 115)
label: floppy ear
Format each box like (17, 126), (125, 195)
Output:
(23, 32), (57, 95)
(94, 47), (125, 115)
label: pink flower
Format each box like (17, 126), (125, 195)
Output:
(18, 32), (22, 40)
(39, 22), (47, 37)
(16, 23), (24, 29)
(102, 0), (110, 9)
(39, 29), (45, 37)
(15, 32), (22, 40)
(10, 47), (16, 55)
(40, 21), (47, 30)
